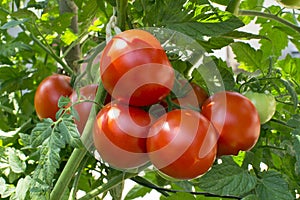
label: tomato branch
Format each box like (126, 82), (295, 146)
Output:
(238, 10), (300, 34)
(78, 172), (138, 200)
(131, 176), (242, 199)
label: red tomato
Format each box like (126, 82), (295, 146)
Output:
(34, 74), (73, 121)
(201, 91), (260, 156)
(69, 84), (98, 134)
(93, 102), (152, 169)
(100, 29), (174, 106)
(147, 109), (218, 180)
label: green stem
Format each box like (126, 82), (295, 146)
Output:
(238, 10), (300, 34)
(50, 82), (106, 200)
(78, 172), (137, 200)
(116, 0), (128, 30)
(31, 34), (73, 75)
(68, 155), (89, 200)
(226, 0), (241, 15)
(131, 176), (241, 199)
(50, 148), (86, 199)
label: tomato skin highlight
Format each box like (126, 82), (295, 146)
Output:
(34, 74), (73, 121)
(69, 84), (98, 134)
(244, 91), (276, 124)
(147, 109), (218, 180)
(201, 91), (261, 156)
(93, 102), (152, 169)
(100, 29), (174, 106)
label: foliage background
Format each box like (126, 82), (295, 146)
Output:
(0, 0), (300, 199)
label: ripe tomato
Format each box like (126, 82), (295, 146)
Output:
(100, 29), (175, 106)
(172, 80), (208, 109)
(147, 109), (218, 180)
(244, 91), (276, 124)
(34, 74), (73, 121)
(201, 91), (260, 156)
(93, 102), (152, 169)
(69, 84), (98, 134)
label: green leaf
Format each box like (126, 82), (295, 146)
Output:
(230, 42), (263, 72)
(11, 8), (38, 20)
(255, 170), (294, 200)
(276, 55), (300, 84)
(209, 0), (230, 5)
(30, 119), (53, 148)
(161, 192), (196, 200)
(279, 79), (299, 109)
(192, 57), (235, 93)
(61, 29), (78, 46)
(242, 194), (258, 200)
(293, 133), (300, 175)
(216, 59), (235, 90)
(11, 176), (31, 200)
(0, 177), (15, 198)
(0, 19), (29, 30)
(198, 37), (234, 52)
(287, 114), (300, 128)
(125, 184), (152, 200)
(8, 148), (27, 174)
(258, 9), (289, 60)
(58, 96), (71, 108)
(167, 17), (244, 40)
(59, 119), (82, 148)
(196, 158), (257, 196)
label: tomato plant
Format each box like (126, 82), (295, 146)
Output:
(201, 91), (261, 156)
(147, 109), (218, 180)
(34, 74), (73, 121)
(244, 91), (276, 124)
(69, 84), (98, 134)
(100, 29), (175, 106)
(93, 101), (152, 169)
(2, 0), (300, 200)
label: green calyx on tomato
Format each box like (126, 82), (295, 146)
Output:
(244, 91), (276, 124)
(100, 29), (175, 106)
(93, 101), (152, 170)
(34, 74), (73, 121)
(201, 91), (261, 156)
(147, 109), (218, 180)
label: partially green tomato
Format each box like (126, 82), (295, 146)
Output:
(244, 91), (276, 124)
(277, 0), (300, 9)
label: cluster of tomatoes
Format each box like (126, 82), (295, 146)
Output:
(34, 29), (275, 180)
